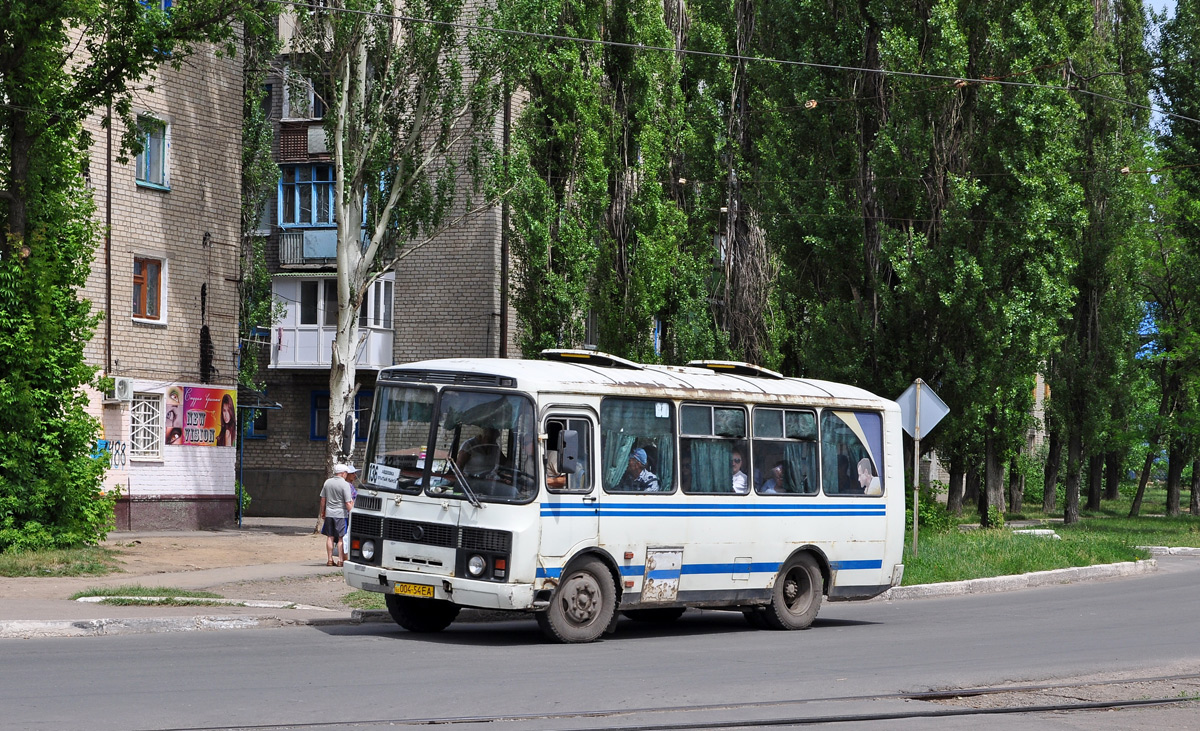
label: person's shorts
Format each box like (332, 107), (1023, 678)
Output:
(321, 517), (347, 540)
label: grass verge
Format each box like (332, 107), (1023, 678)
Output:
(0, 547), (122, 577)
(69, 585), (223, 600)
(343, 589), (386, 610)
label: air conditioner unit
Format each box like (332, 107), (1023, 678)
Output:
(104, 377), (134, 404)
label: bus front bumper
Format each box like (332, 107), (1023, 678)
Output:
(344, 561), (538, 611)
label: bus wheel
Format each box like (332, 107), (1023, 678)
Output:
(384, 594), (460, 633)
(623, 607), (686, 623)
(536, 556), (616, 643)
(764, 553), (822, 630)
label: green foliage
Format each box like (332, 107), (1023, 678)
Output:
(986, 505), (1006, 530)
(502, 0), (719, 362)
(0, 0), (257, 552)
(234, 481), (252, 516)
(238, 1), (282, 389)
(909, 484), (957, 536)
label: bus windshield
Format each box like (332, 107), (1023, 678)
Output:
(363, 385), (537, 503)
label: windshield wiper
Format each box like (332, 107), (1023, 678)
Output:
(443, 455), (482, 508)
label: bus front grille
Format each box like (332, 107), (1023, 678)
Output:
(352, 514), (383, 538)
(385, 518), (457, 548)
(355, 495), (383, 512)
(461, 527), (512, 553)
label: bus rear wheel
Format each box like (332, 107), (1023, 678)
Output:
(384, 594), (460, 633)
(536, 556), (616, 643)
(764, 553), (822, 630)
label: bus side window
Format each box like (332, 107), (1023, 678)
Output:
(820, 410), (883, 496)
(681, 404), (748, 494)
(546, 417), (591, 493)
(600, 398), (675, 493)
(753, 408), (817, 495)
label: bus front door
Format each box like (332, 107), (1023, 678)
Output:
(538, 415), (598, 560)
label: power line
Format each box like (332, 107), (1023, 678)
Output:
(269, 0), (1200, 127)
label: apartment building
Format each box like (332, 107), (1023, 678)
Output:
(81, 43), (244, 530)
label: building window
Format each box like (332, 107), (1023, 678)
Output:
(135, 115), (168, 188)
(133, 257), (163, 321)
(130, 393), (164, 459)
(280, 164), (335, 226)
(359, 278), (393, 329)
(298, 278), (339, 326)
(245, 405), (269, 440)
(312, 390), (373, 442)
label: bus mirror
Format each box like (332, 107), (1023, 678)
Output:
(558, 429), (581, 474)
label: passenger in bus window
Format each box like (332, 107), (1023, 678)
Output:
(617, 447), (660, 491)
(731, 448), (749, 494)
(760, 461), (787, 494)
(858, 457), (881, 495)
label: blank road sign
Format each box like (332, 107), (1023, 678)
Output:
(896, 380), (949, 438)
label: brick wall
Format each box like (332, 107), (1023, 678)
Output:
(77, 41), (242, 530)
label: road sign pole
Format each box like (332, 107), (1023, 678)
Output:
(913, 380), (921, 557)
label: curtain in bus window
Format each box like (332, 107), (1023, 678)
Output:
(603, 433), (637, 489)
(784, 442), (817, 494)
(689, 440), (731, 493)
(820, 410), (884, 495)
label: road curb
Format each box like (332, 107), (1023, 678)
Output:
(880, 558), (1158, 601)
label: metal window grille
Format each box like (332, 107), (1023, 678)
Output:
(130, 393), (163, 458)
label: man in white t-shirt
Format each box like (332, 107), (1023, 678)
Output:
(318, 463), (355, 566)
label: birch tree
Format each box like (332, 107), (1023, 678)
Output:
(289, 0), (504, 466)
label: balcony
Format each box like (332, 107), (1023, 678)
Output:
(278, 230), (336, 268)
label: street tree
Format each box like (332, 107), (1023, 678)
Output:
(0, 0), (255, 551)
(287, 0), (505, 467)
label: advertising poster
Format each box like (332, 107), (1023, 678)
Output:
(165, 386), (237, 447)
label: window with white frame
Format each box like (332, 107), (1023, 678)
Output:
(280, 164), (335, 226)
(135, 115), (168, 188)
(298, 278), (340, 326)
(133, 256), (165, 321)
(359, 278), (394, 329)
(130, 393), (164, 458)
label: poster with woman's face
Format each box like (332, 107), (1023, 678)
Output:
(180, 387), (237, 447)
(165, 387), (184, 445)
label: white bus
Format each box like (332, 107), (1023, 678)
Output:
(344, 350), (905, 642)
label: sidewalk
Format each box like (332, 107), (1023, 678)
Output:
(0, 518), (1187, 639)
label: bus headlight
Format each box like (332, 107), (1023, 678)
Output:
(361, 540), (375, 561)
(467, 555), (487, 577)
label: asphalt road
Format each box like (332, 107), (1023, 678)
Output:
(2, 556), (1198, 731)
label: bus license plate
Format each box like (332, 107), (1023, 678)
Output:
(394, 582), (434, 598)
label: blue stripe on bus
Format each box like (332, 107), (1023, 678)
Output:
(541, 510), (885, 518)
(536, 558), (883, 579)
(540, 504), (885, 517)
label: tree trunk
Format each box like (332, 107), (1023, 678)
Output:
(1085, 453), (1103, 511)
(1043, 428), (1062, 513)
(1104, 450), (1122, 501)
(1007, 457), (1024, 514)
(1190, 459), (1199, 516)
(1064, 428), (1082, 525)
(1165, 438), (1184, 517)
(946, 460), (965, 515)
(964, 465), (980, 506)
(1129, 446), (1157, 517)
(980, 434), (1005, 526)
